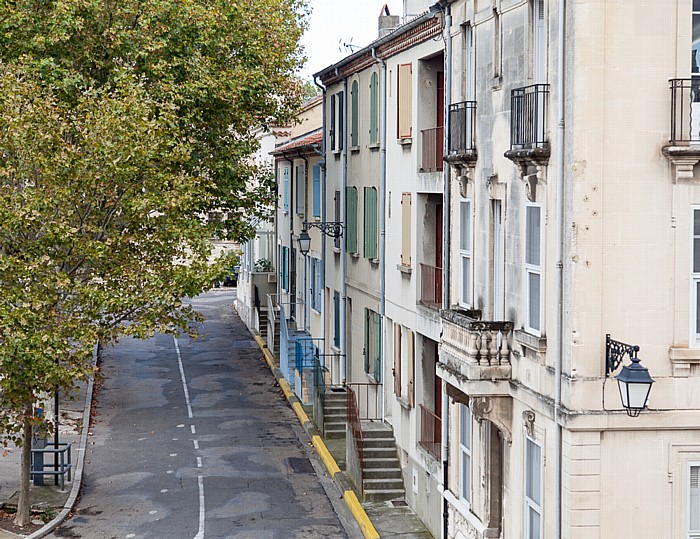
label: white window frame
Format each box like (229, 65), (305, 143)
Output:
(689, 461), (700, 539)
(459, 404), (472, 505)
(692, 207), (700, 347)
(460, 198), (472, 308)
(525, 435), (543, 539)
(525, 203), (543, 335)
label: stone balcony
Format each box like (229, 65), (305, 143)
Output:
(438, 308), (514, 397)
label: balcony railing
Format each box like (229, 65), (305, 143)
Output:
(669, 78), (700, 144)
(448, 101), (477, 155)
(420, 126), (444, 172)
(510, 84), (549, 149)
(418, 404), (441, 461)
(419, 263), (442, 310)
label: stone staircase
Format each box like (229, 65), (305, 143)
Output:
(323, 388), (348, 439)
(361, 422), (405, 501)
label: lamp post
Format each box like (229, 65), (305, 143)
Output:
(605, 334), (655, 417)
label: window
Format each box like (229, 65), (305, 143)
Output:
(280, 246), (289, 291)
(525, 437), (543, 539)
(282, 166), (290, 211)
(393, 323), (401, 396)
(364, 308), (381, 381)
(346, 186), (358, 253)
(295, 164), (305, 215)
(460, 199), (472, 307)
(401, 192), (412, 266)
(493, 8), (502, 79)
(312, 164), (321, 218)
(351, 80), (359, 147)
(338, 91), (344, 151)
(689, 463), (700, 539)
(311, 258), (322, 312)
(693, 1), (700, 75)
(532, 0), (546, 83)
(459, 404), (472, 504)
(397, 63), (413, 139)
(404, 329), (415, 406)
(462, 23), (475, 100)
(334, 190), (341, 249)
(333, 291), (340, 348)
(525, 204), (542, 334)
(370, 72), (379, 144)
(364, 187), (378, 259)
(693, 209), (700, 346)
(330, 94), (336, 150)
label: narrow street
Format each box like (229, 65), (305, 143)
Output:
(49, 291), (352, 539)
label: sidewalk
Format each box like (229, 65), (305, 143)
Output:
(0, 349), (95, 539)
(250, 332), (434, 539)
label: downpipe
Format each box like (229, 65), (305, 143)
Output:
(313, 76), (328, 360)
(336, 67), (349, 385)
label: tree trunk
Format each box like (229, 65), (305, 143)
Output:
(13, 407), (33, 527)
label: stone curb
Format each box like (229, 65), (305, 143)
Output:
(252, 335), (380, 539)
(26, 342), (99, 539)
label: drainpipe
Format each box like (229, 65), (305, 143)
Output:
(336, 67), (348, 385)
(313, 76), (328, 360)
(372, 46), (388, 419)
(282, 155), (294, 310)
(440, 4), (452, 539)
(554, 1), (567, 538)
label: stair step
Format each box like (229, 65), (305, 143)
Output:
(361, 427), (395, 439)
(362, 437), (397, 448)
(325, 429), (347, 439)
(363, 467), (403, 480)
(362, 457), (399, 469)
(363, 447), (399, 459)
(362, 488), (406, 502)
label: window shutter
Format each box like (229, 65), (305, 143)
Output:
(393, 323), (401, 396)
(296, 164), (305, 215)
(373, 312), (381, 381)
(330, 94), (336, 150)
(407, 329), (415, 406)
(351, 80), (359, 147)
(334, 190), (341, 249)
(346, 187), (358, 253)
(338, 91), (344, 151)
(312, 165), (321, 217)
(401, 192), (412, 266)
(364, 187), (378, 259)
(283, 166), (289, 211)
(691, 465), (700, 537)
(333, 291), (340, 347)
(370, 72), (379, 144)
(397, 63), (413, 139)
(364, 308), (370, 373)
(316, 260), (322, 310)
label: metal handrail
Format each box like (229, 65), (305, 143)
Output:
(448, 101), (477, 154)
(418, 404), (441, 461)
(420, 126), (444, 172)
(419, 263), (442, 310)
(669, 78), (700, 143)
(347, 386), (364, 489)
(346, 382), (382, 421)
(510, 83), (549, 149)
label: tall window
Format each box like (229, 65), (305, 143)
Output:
(295, 164), (305, 215)
(364, 308), (381, 381)
(330, 94), (336, 150)
(532, 0), (546, 83)
(334, 190), (341, 249)
(525, 437), (543, 539)
(397, 63), (413, 139)
(370, 72), (379, 144)
(693, 208), (700, 347)
(351, 80), (359, 147)
(364, 187), (378, 259)
(693, 1), (700, 75)
(280, 246), (289, 291)
(459, 404), (472, 504)
(282, 166), (290, 211)
(401, 192), (412, 267)
(333, 291), (340, 347)
(462, 22), (475, 100)
(525, 204), (542, 334)
(312, 165), (321, 218)
(393, 323), (402, 396)
(338, 91), (344, 151)
(689, 463), (700, 539)
(460, 198), (472, 307)
(346, 186), (358, 253)
(493, 8), (502, 79)
(311, 258), (322, 312)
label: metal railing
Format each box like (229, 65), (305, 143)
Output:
(419, 263), (442, 310)
(510, 84), (549, 149)
(347, 386), (364, 489)
(294, 337), (323, 405)
(346, 382), (382, 421)
(418, 404), (441, 461)
(267, 294), (280, 355)
(448, 101), (477, 155)
(420, 126), (444, 172)
(463, 320), (514, 366)
(669, 78), (700, 144)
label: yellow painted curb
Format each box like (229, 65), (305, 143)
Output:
(278, 378), (294, 401)
(292, 401), (310, 424)
(344, 490), (380, 539)
(311, 435), (341, 477)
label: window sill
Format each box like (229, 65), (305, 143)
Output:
(491, 75), (502, 91)
(397, 138), (413, 146)
(369, 258), (380, 266)
(365, 372), (380, 384)
(332, 247), (341, 254)
(669, 347), (700, 377)
(514, 329), (547, 355)
(350, 145), (360, 153)
(443, 490), (488, 536)
(397, 396), (413, 410)
(368, 143), (380, 151)
(350, 252), (360, 259)
(333, 149), (342, 157)
(330, 344), (341, 355)
(397, 264), (413, 274)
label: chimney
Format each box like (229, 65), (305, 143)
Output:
(378, 4), (400, 38)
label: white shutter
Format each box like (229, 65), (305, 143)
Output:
(690, 465), (700, 538)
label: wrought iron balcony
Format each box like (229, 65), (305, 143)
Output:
(509, 84), (549, 150)
(662, 78), (700, 181)
(420, 126), (444, 172)
(418, 404), (441, 461)
(447, 101), (477, 164)
(419, 263), (442, 310)
(439, 309), (514, 392)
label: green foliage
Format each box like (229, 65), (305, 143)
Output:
(0, 1), (308, 521)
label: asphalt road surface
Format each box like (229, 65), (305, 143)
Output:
(49, 290), (355, 539)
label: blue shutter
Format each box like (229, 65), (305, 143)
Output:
(312, 165), (321, 217)
(283, 167), (289, 211)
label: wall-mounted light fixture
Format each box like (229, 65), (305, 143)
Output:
(605, 334), (655, 417)
(297, 222), (344, 256)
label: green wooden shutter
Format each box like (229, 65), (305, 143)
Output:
(351, 80), (359, 147)
(370, 72), (379, 144)
(338, 91), (344, 151)
(364, 308), (370, 373)
(373, 312), (381, 381)
(364, 187), (378, 259)
(330, 94), (336, 150)
(346, 187), (358, 253)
